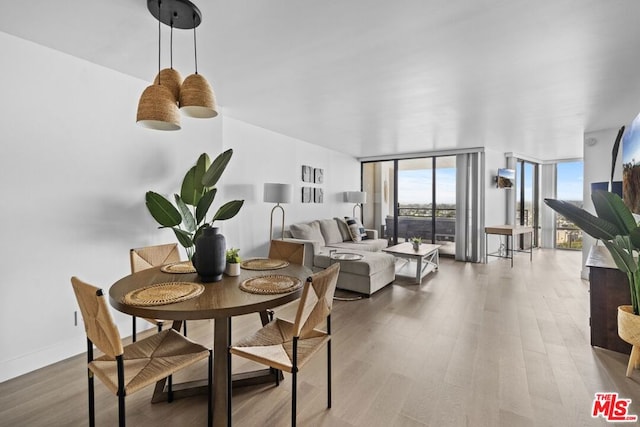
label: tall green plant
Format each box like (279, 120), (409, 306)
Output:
(545, 190), (640, 314)
(145, 149), (244, 259)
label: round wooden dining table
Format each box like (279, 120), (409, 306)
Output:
(109, 261), (312, 427)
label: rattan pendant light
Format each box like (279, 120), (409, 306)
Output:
(136, 1), (181, 130)
(137, 0), (216, 129)
(180, 15), (218, 118)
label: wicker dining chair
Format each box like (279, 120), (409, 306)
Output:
(130, 243), (186, 341)
(228, 263), (340, 427)
(71, 276), (212, 427)
(268, 239), (305, 265)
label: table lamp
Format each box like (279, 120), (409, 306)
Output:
(264, 183), (293, 240)
(345, 191), (367, 219)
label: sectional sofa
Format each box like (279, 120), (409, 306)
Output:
(283, 218), (396, 295)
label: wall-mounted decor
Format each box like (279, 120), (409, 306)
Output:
(302, 165), (313, 183)
(302, 187), (312, 203)
(314, 168), (324, 184)
(314, 188), (324, 203)
(623, 117), (640, 213)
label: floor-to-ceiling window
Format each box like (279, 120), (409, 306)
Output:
(555, 161), (584, 249)
(516, 159), (539, 248)
(362, 155), (459, 257)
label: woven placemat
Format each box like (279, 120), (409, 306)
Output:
(239, 275), (302, 294)
(123, 282), (205, 306)
(240, 258), (289, 270)
(160, 261), (196, 274)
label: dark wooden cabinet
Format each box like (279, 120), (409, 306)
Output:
(587, 246), (632, 355)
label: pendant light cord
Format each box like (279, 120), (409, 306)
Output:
(193, 14), (198, 75)
(157, 0), (162, 84)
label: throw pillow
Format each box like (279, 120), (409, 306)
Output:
(334, 217), (352, 242)
(289, 221), (326, 246)
(344, 217), (367, 242)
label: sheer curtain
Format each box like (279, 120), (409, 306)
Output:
(455, 152), (483, 262)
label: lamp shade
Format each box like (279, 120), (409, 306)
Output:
(180, 73), (218, 118)
(264, 183), (293, 203)
(344, 191), (367, 204)
(153, 68), (183, 102)
(136, 84), (181, 130)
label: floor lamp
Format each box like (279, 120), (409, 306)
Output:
(345, 191), (367, 220)
(264, 183), (293, 240)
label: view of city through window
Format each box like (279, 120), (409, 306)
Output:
(556, 161), (584, 249)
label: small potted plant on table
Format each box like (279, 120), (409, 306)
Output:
(411, 237), (422, 251)
(225, 248), (241, 276)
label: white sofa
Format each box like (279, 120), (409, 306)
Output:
(283, 218), (396, 295)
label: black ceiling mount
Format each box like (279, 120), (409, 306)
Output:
(147, 0), (202, 29)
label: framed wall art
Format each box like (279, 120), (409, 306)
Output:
(302, 187), (312, 203)
(302, 165), (313, 183)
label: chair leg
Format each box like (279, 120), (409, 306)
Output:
(157, 321), (162, 333)
(118, 393), (125, 427)
(292, 369), (297, 427)
(327, 340), (332, 409)
(208, 351), (213, 427)
(88, 372), (95, 427)
(183, 320), (187, 337)
(132, 316), (137, 342)
(87, 338), (95, 427)
(168, 375), (173, 403)
(227, 320), (232, 427)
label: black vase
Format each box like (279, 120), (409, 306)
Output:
(193, 227), (226, 282)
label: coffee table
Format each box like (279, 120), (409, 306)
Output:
(382, 242), (440, 283)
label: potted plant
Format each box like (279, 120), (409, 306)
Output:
(545, 190), (640, 375)
(225, 248), (241, 276)
(411, 237), (422, 251)
(144, 149), (244, 261)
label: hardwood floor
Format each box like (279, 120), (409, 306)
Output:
(2, 249), (639, 426)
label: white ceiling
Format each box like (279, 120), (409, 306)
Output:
(2, 0), (640, 160)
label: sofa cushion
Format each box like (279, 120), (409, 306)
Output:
(319, 219), (343, 245)
(289, 221), (325, 246)
(327, 240), (388, 252)
(334, 217), (352, 242)
(314, 250), (395, 276)
(345, 217), (367, 241)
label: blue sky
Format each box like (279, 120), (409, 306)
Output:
(556, 161), (583, 201)
(398, 168), (456, 204)
(622, 112), (640, 166)
(398, 161), (584, 204)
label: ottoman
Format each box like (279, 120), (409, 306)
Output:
(314, 249), (396, 295)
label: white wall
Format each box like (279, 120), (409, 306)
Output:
(581, 127), (624, 278)
(0, 32), (359, 382)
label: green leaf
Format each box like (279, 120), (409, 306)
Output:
(602, 239), (636, 274)
(212, 200), (244, 221)
(180, 165), (201, 206)
(196, 188), (217, 224)
(202, 149), (233, 188)
(175, 194), (196, 232)
(592, 190), (636, 236)
(195, 153), (211, 192)
(172, 228), (194, 248)
(630, 228), (640, 249)
(145, 191), (181, 227)
(544, 198), (619, 241)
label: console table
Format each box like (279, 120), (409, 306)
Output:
(484, 224), (534, 267)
